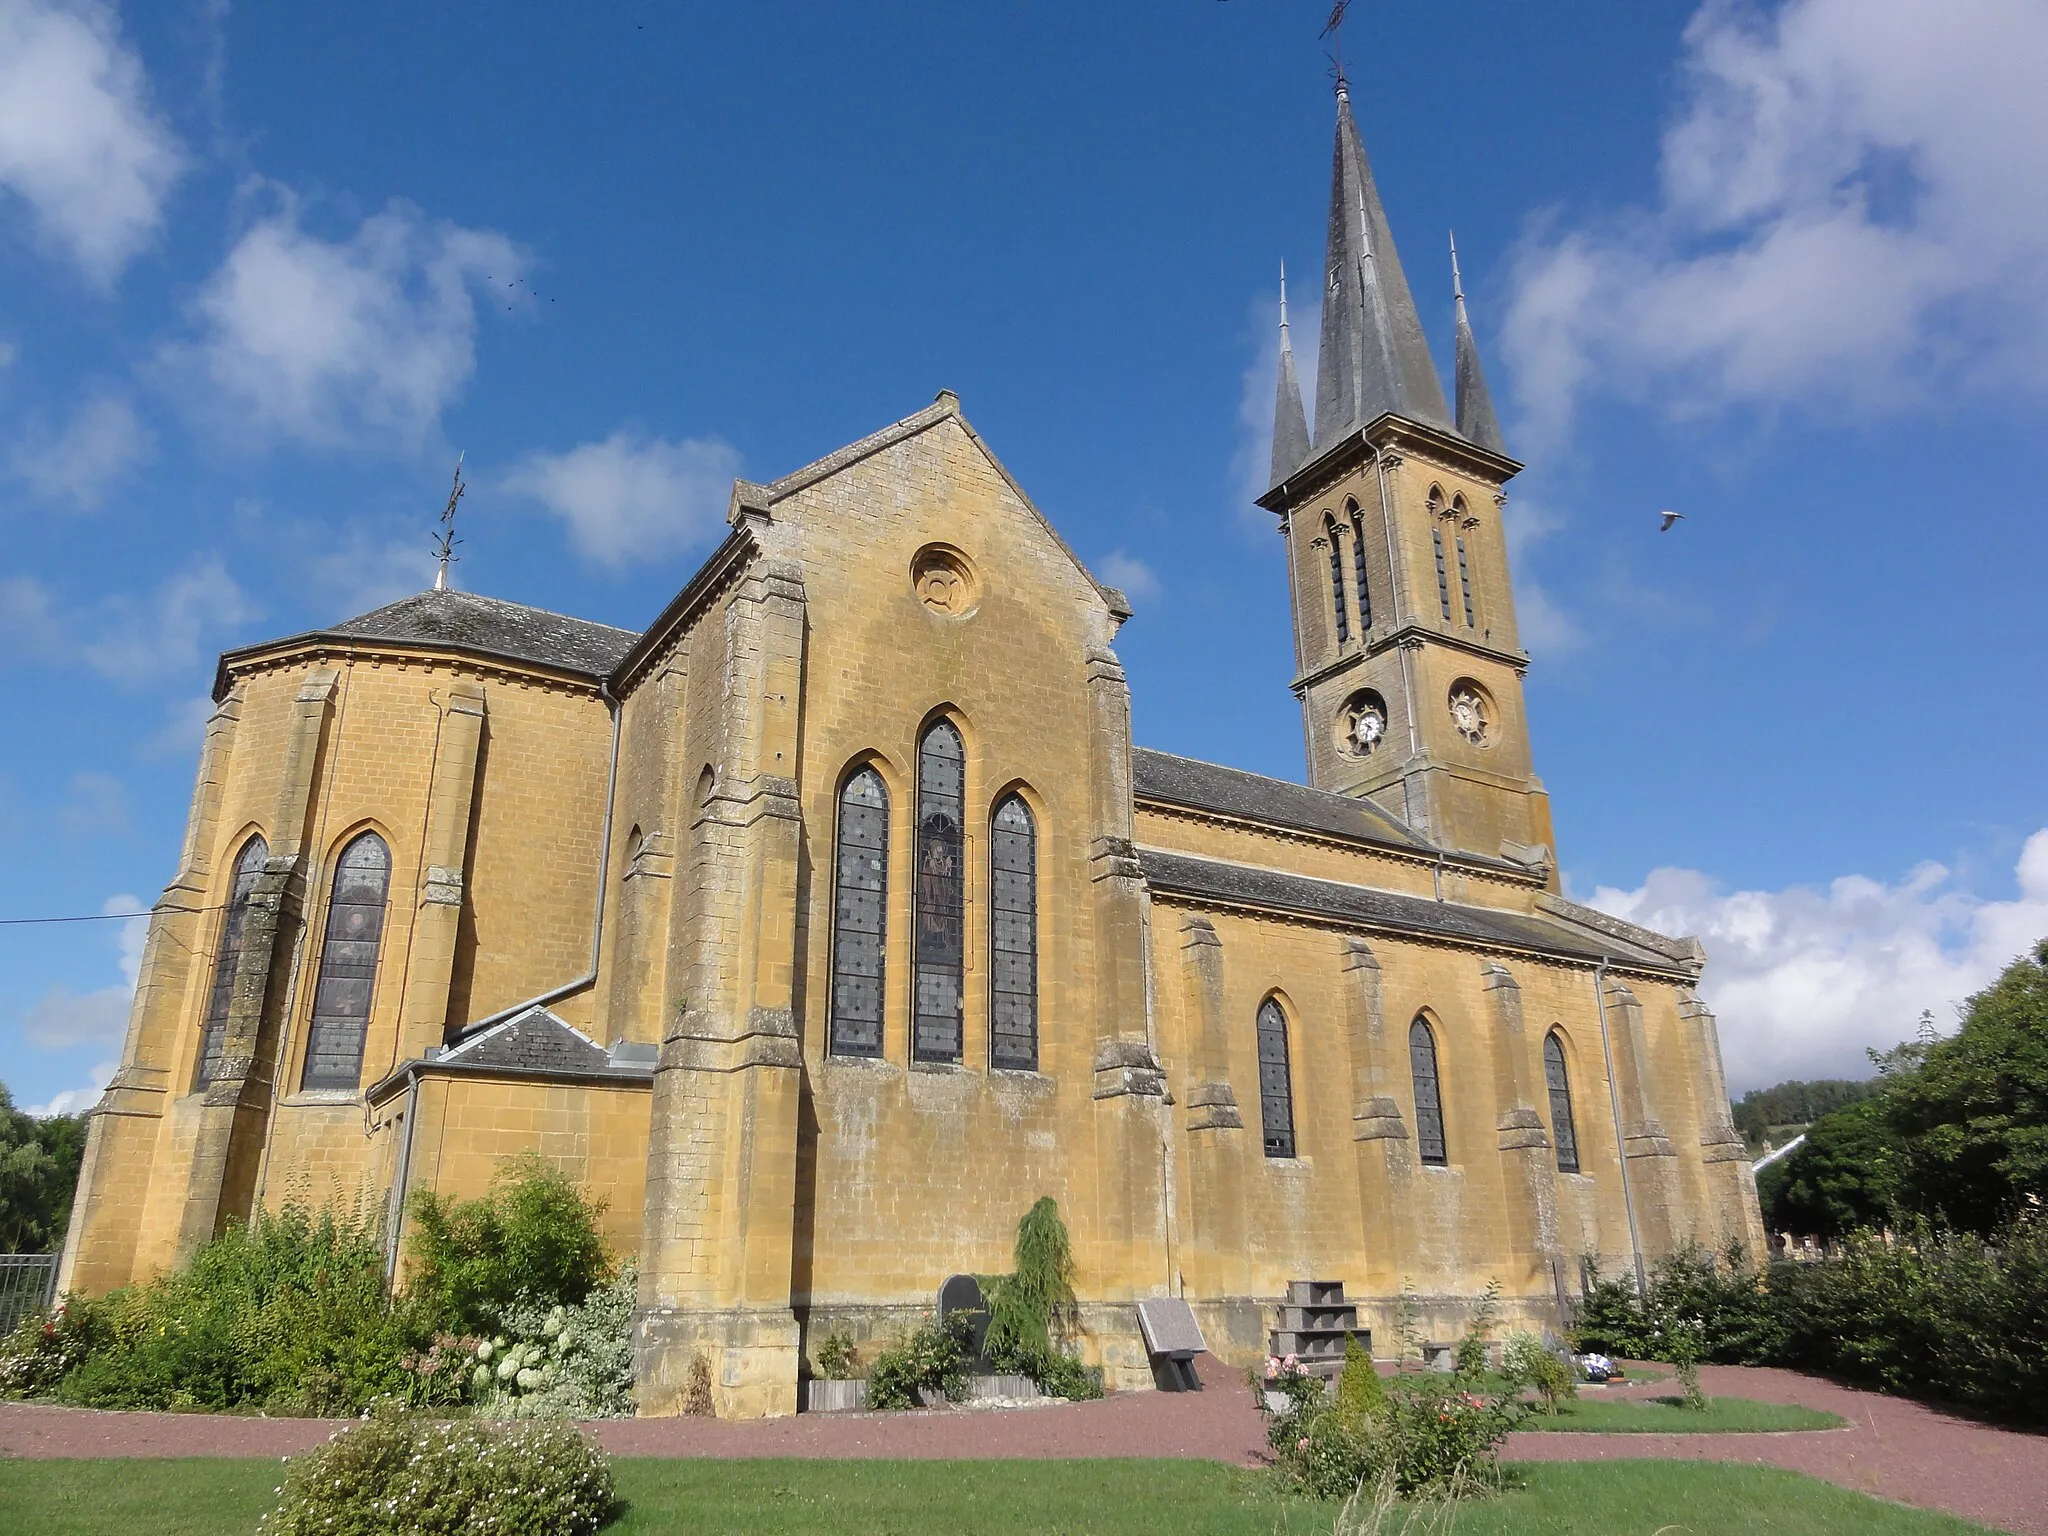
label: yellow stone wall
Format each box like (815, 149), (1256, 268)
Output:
(60, 399), (1762, 1422)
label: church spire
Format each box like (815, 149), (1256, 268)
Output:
(1312, 77), (1451, 450)
(1450, 234), (1505, 456)
(1270, 263), (1311, 485)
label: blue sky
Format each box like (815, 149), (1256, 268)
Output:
(3, 0), (2045, 1111)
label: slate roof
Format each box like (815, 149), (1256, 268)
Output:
(221, 588), (640, 689)
(1137, 847), (1688, 974)
(326, 589), (638, 676)
(1132, 747), (1434, 855)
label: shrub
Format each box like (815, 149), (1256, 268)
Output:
(814, 1329), (857, 1381)
(1332, 1336), (1388, 1424)
(258, 1411), (617, 1536)
(54, 1203), (425, 1414)
(1498, 1331), (1574, 1414)
(0, 1296), (100, 1399)
(1263, 1350), (1521, 1499)
(476, 1265), (637, 1419)
(1452, 1279), (1500, 1375)
(407, 1156), (614, 1334)
(978, 1196), (1099, 1399)
(867, 1311), (975, 1409)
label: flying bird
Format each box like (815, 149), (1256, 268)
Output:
(1659, 511), (1686, 532)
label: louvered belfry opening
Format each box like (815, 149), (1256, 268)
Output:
(1410, 1016), (1448, 1165)
(988, 793), (1038, 1071)
(1257, 998), (1297, 1158)
(912, 722), (966, 1064)
(829, 766), (889, 1057)
(1545, 1031), (1581, 1174)
(300, 832), (392, 1091)
(195, 835), (268, 1089)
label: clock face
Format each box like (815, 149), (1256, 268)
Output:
(1449, 685), (1490, 746)
(1339, 691), (1388, 758)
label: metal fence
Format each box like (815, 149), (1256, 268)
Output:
(0, 1253), (59, 1334)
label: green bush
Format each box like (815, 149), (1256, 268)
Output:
(977, 1196), (1099, 1399)
(1499, 1330), (1575, 1414)
(407, 1156), (614, 1334)
(257, 1411), (617, 1536)
(53, 1203), (425, 1414)
(0, 1296), (100, 1398)
(814, 1329), (857, 1380)
(867, 1311), (975, 1409)
(476, 1264), (637, 1419)
(1332, 1335), (1388, 1423)
(1266, 1366), (1521, 1499)
(0, 1084), (87, 1253)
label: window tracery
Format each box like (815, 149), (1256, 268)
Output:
(829, 767), (889, 1057)
(195, 835), (268, 1088)
(988, 794), (1038, 1071)
(1257, 998), (1296, 1158)
(300, 832), (392, 1092)
(1410, 1016), (1447, 1165)
(913, 723), (966, 1064)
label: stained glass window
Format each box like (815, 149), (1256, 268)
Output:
(989, 794), (1037, 1071)
(1257, 998), (1296, 1158)
(829, 767), (889, 1057)
(912, 723), (965, 1064)
(195, 835), (268, 1088)
(1545, 1031), (1581, 1174)
(1410, 1017), (1447, 1165)
(300, 833), (392, 1091)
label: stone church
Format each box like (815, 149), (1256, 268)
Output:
(59, 82), (1761, 1416)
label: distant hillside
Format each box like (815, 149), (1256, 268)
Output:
(1731, 1077), (1876, 1153)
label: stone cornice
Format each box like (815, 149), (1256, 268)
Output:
(1259, 413), (1522, 514)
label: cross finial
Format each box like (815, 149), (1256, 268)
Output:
(1279, 261), (1290, 332)
(432, 452), (466, 591)
(1450, 231), (1465, 303)
(1321, 0), (1351, 91)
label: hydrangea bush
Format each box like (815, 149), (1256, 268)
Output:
(257, 1412), (617, 1536)
(472, 1266), (636, 1420)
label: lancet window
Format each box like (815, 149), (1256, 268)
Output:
(1256, 998), (1297, 1159)
(1456, 535), (1476, 627)
(1348, 499), (1372, 631)
(912, 722), (966, 1064)
(1324, 516), (1350, 645)
(1545, 1031), (1581, 1174)
(988, 794), (1038, 1071)
(195, 835), (268, 1089)
(300, 832), (392, 1092)
(1410, 1016), (1448, 1165)
(1432, 526), (1453, 622)
(829, 766), (890, 1057)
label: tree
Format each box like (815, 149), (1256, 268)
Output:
(1731, 1077), (1876, 1150)
(0, 1083), (89, 1252)
(1887, 939), (2048, 1234)
(1760, 1098), (1901, 1238)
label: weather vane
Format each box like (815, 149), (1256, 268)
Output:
(1320, 0), (1351, 81)
(432, 452), (466, 591)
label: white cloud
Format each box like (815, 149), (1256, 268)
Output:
(10, 389), (151, 509)
(141, 693), (216, 758)
(0, 573), (61, 653)
(1587, 829), (2048, 1091)
(504, 428), (740, 570)
(27, 1059), (116, 1116)
(57, 769), (129, 837)
(0, 0), (184, 283)
(1094, 549), (1162, 607)
(80, 556), (258, 684)
(179, 192), (523, 452)
(1498, 498), (1584, 655)
(1504, 0), (2048, 444)
(1231, 287), (1320, 534)
(303, 525), (430, 618)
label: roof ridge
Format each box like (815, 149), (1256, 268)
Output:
(341, 587), (639, 639)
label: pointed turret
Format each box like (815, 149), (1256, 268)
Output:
(1450, 234), (1505, 455)
(1270, 264), (1312, 485)
(1312, 78), (1451, 450)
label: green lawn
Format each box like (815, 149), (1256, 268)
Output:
(0, 1456), (1986, 1535)
(1518, 1394), (1845, 1433)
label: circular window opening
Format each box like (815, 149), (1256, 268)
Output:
(911, 544), (979, 619)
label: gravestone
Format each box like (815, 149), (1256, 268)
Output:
(1136, 1297), (1207, 1391)
(938, 1274), (991, 1371)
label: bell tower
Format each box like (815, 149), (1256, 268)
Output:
(1260, 80), (1556, 879)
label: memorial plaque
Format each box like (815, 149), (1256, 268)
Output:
(1136, 1297), (1206, 1358)
(937, 1274), (990, 1369)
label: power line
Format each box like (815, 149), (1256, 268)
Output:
(0, 911), (159, 925)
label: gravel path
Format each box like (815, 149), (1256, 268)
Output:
(3, 1360), (2041, 1534)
